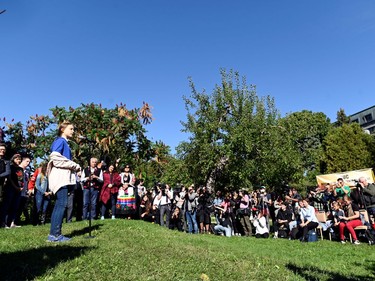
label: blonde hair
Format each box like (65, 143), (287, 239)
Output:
(58, 120), (72, 136)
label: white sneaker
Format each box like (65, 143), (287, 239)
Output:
(353, 240), (360, 245)
(111, 216), (115, 220)
(100, 216), (105, 220)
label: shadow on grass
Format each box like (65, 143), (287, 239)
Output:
(0, 245), (95, 281)
(67, 223), (103, 238)
(286, 263), (374, 281)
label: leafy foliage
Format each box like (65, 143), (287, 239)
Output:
(279, 110), (332, 183)
(178, 69), (306, 190)
(0, 102), (157, 175)
(322, 123), (375, 172)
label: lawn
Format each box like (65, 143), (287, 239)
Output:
(0, 220), (374, 281)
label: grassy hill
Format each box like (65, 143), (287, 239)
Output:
(0, 220), (374, 281)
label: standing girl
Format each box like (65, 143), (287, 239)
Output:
(47, 121), (81, 242)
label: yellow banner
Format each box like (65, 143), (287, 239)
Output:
(316, 168), (375, 187)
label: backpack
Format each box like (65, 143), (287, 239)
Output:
(365, 229), (375, 245)
(307, 229), (318, 242)
(0, 159), (5, 175)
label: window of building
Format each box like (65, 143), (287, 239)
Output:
(363, 114), (373, 123)
(351, 118), (359, 123)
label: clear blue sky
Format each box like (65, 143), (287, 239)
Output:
(1, 1), (375, 153)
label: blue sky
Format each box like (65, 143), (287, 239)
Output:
(1, 1), (375, 153)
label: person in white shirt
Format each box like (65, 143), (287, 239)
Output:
(298, 198), (319, 242)
(157, 184), (172, 228)
(253, 210), (269, 238)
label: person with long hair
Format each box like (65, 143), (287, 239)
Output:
(35, 162), (51, 225)
(0, 154), (23, 228)
(46, 121), (81, 242)
(339, 195), (362, 245)
(99, 164), (121, 219)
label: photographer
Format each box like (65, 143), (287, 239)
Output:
(334, 178), (352, 199)
(237, 189), (252, 237)
(197, 186), (212, 234)
(157, 183), (172, 228)
(185, 185), (198, 233)
(358, 177), (375, 217)
(213, 205), (232, 237)
(253, 210), (269, 238)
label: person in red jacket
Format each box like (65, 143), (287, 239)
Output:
(99, 164), (121, 220)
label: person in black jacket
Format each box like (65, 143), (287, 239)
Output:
(274, 202), (293, 238)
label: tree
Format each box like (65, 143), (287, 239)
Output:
(178, 69), (302, 191)
(335, 108), (351, 127)
(279, 110), (332, 183)
(0, 102), (155, 172)
(322, 123), (374, 172)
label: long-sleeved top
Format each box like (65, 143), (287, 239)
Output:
(36, 173), (49, 193)
(46, 151), (80, 194)
(300, 205), (318, 223)
(99, 172), (121, 204)
(253, 216), (269, 235)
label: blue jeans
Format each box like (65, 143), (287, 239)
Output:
(214, 225), (232, 237)
(186, 210), (198, 234)
(50, 185), (72, 237)
(83, 188), (99, 220)
(35, 191), (50, 214)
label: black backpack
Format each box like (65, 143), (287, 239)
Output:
(0, 159), (5, 175)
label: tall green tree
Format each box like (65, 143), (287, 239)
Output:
(178, 69), (301, 191)
(279, 110), (332, 183)
(335, 108), (351, 127)
(322, 123), (374, 172)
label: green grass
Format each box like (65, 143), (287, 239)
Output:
(0, 220), (374, 281)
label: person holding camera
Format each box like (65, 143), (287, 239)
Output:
(213, 205), (232, 237)
(253, 210), (269, 238)
(237, 189), (252, 237)
(358, 177), (375, 217)
(334, 178), (352, 199)
(185, 185), (198, 234)
(157, 183), (172, 228)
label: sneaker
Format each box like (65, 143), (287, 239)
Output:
(340, 240), (346, 244)
(10, 223), (21, 228)
(111, 215), (115, 220)
(353, 240), (360, 245)
(47, 234), (71, 242)
(100, 216), (105, 220)
(1, 223), (10, 229)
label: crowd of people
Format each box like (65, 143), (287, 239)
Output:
(0, 122), (375, 245)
